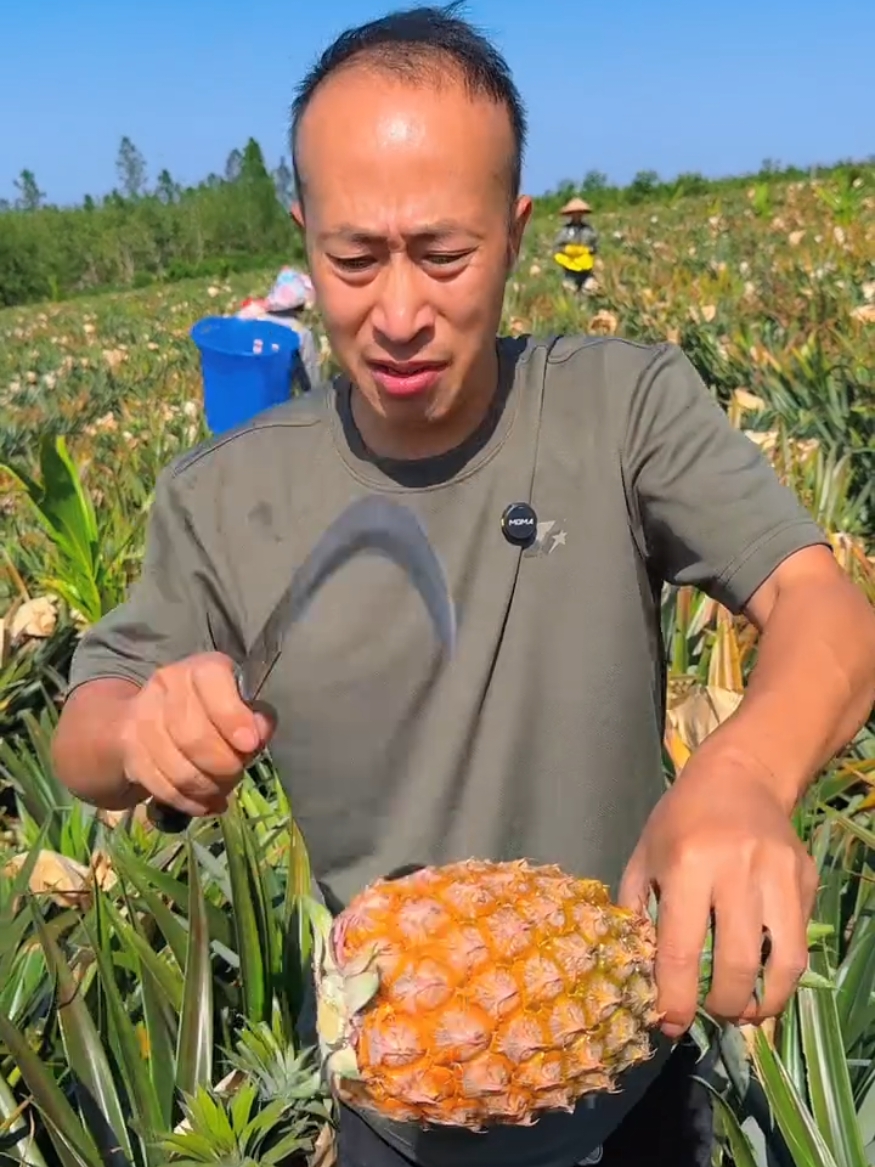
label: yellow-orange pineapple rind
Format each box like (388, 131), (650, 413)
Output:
(315, 858), (661, 1130)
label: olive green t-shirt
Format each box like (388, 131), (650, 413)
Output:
(67, 334), (828, 1167)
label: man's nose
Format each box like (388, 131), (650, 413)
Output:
(371, 256), (434, 345)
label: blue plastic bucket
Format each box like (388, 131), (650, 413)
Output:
(190, 315), (301, 434)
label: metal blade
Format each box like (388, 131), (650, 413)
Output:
(147, 494), (455, 833)
(236, 494), (455, 703)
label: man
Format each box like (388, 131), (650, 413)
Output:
(52, 6), (875, 1167)
(552, 197), (599, 293)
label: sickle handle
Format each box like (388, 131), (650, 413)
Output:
(146, 801), (193, 833)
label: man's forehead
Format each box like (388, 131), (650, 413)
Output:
(297, 65), (513, 158)
(295, 67), (517, 217)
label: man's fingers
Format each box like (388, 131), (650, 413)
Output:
(704, 880), (764, 1023)
(745, 877), (810, 1021)
(135, 718), (229, 812)
(654, 874), (713, 1038)
(164, 686), (251, 780)
(125, 739), (225, 819)
(617, 849), (650, 913)
(190, 658), (271, 755)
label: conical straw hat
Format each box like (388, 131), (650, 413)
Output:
(559, 197), (592, 215)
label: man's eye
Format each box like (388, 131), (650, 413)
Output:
(332, 255), (375, 272)
(425, 251), (470, 266)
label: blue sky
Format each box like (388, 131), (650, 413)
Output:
(1, 0), (872, 207)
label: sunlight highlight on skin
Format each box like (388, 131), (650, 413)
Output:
(378, 113), (426, 148)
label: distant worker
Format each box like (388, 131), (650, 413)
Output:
(237, 267), (322, 393)
(552, 196), (599, 293)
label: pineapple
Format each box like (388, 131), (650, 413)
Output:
(311, 858), (666, 1131)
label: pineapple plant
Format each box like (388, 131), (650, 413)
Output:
(312, 859), (684, 1131)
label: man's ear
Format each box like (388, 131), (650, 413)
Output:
(290, 200), (304, 230)
(507, 195), (533, 274)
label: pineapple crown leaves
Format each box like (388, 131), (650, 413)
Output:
(302, 896), (379, 1084)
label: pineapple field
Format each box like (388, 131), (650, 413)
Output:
(1, 166), (874, 1167)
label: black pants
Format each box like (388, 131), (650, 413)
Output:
(559, 269), (594, 293)
(336, 1038), (714, 1167)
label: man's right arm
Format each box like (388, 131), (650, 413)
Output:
(51, 677), (146, 808)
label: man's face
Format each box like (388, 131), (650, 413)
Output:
(293, 67), (532, 433)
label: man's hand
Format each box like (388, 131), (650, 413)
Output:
(618, 748), (819, 1039)
(119, 652), (274, 819)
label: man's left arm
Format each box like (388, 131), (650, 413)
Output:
(713, 543), (875, 812)
(619, 340), (875, 791)
(615, 341), (875, 1037)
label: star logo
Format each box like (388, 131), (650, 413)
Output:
(524, 518), (569, 558)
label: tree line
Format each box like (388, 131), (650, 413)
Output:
(540, 156), (875, 214)
(1, 136), (872, 310)
(0, 137), (303, 308)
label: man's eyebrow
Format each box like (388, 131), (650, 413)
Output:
(321, 220), (479, 244)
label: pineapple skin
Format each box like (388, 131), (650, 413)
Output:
(316, 859), (663, 1131)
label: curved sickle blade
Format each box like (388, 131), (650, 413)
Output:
(148, 495), (455, 833)
(236, 494), (455, 704)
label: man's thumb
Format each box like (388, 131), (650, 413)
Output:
(253, 711), (274, 746)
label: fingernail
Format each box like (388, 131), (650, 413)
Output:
(232, 727), (258, 752)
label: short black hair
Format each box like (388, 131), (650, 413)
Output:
(290, 3), (527, 201)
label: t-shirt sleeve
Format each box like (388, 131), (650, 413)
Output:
(65, 462), (234, 697)
(621, 342), (831, 613)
